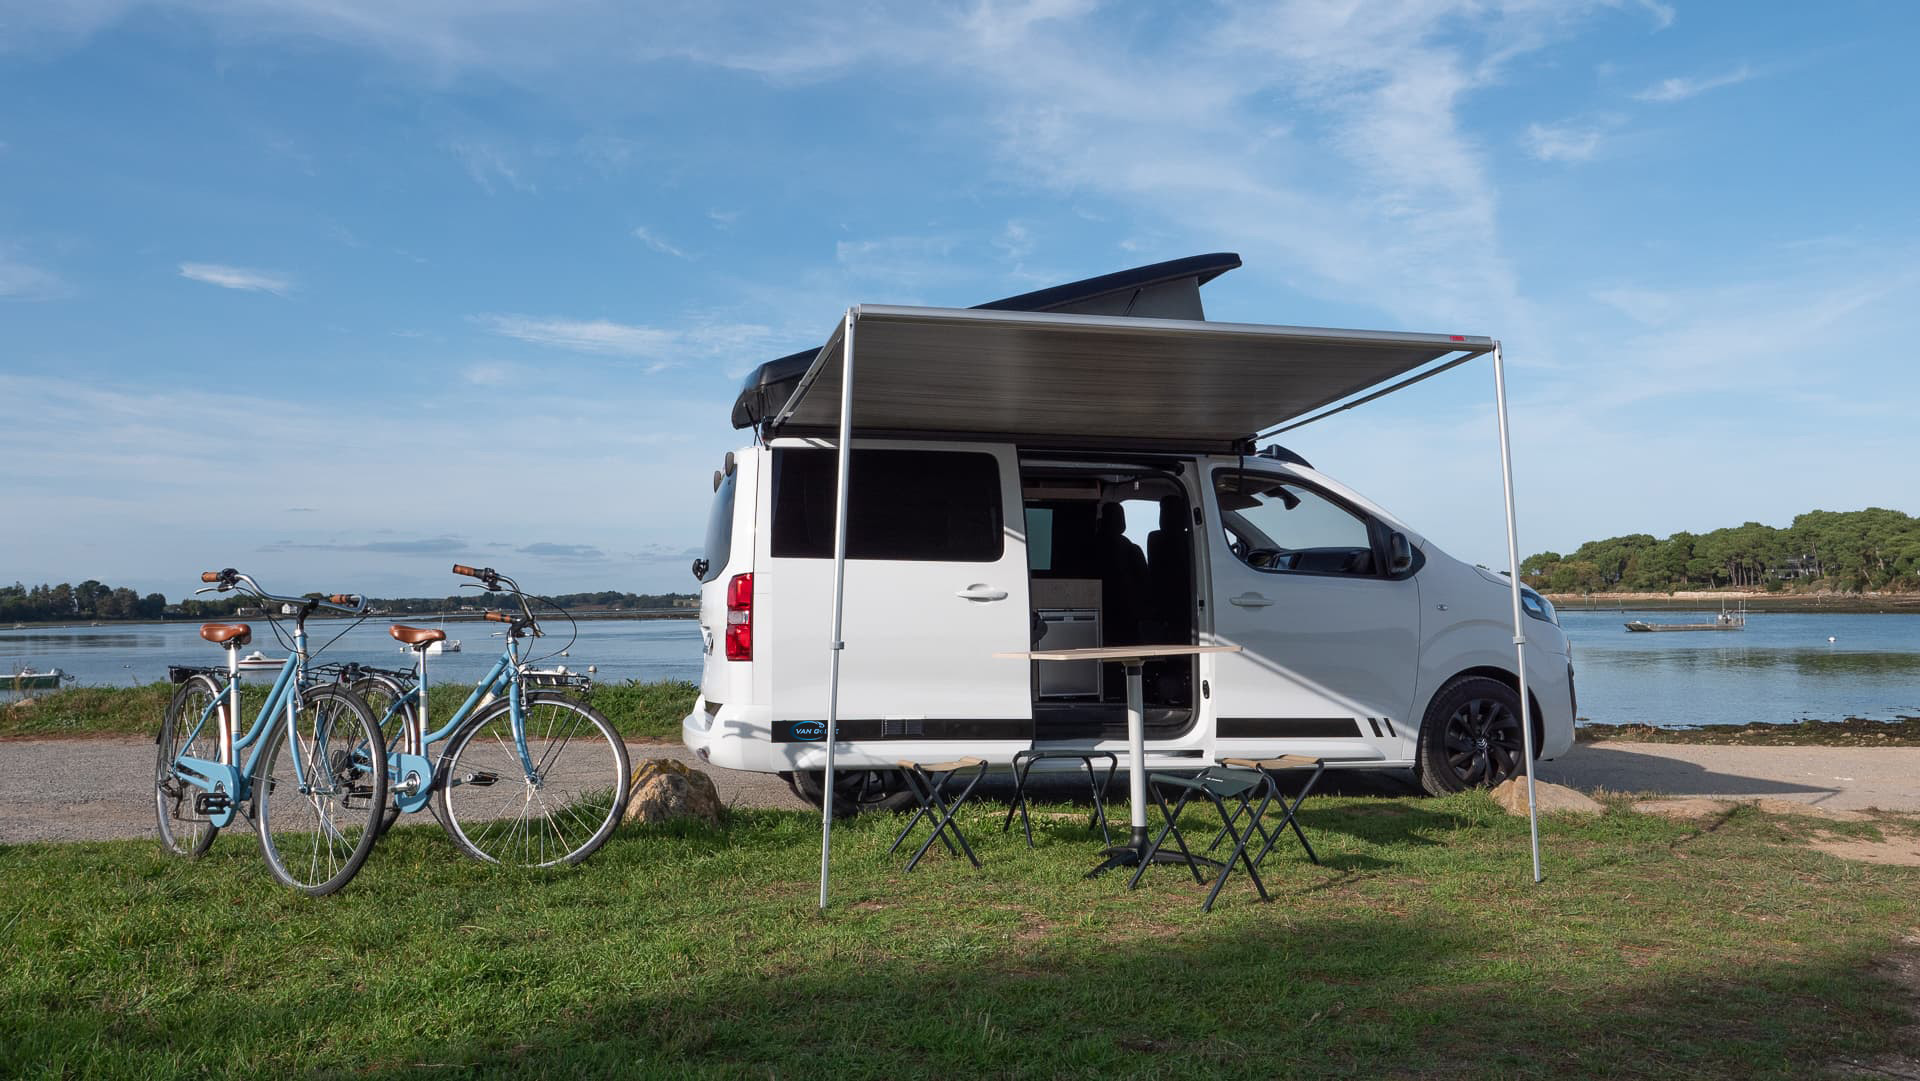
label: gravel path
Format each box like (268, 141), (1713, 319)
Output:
(4, 736), (1916, 844)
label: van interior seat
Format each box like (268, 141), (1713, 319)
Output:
(1096, 505), (1147, 647)
(1145, 494), (1191, 637)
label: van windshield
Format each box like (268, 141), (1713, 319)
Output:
(700, 469), (737, 583)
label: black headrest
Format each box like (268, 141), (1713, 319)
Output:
(1159, 496), (1184, 532)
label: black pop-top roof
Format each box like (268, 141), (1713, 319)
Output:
(728, 252), (1243, 430)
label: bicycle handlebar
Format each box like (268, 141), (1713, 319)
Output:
(191, 570), (368, 615)
(484, 611), (516, 623)
(452, 564), (485, 579)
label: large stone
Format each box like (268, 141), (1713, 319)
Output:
(1490, 777), (1603, 816)
(1635, 796), (1871, 823)
(624, 758), (725, 827)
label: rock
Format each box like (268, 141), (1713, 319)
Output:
(623, 758), (725, 827)
(1633, 798), (1729, 820)
(1747, 798), (1871, 823)
(1490, 777), (1603, 816)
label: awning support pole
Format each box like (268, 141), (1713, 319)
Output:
(1492, 340), (1543, 884)
(819, 308), (857, 911)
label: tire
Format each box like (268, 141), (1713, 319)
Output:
(788, 768), (915, 817)
(433, 693), (630, 867)
(254, 686), (387, 896)
(352, 675), (415, 836)
(1416, 675), (1529, 797)
(156, 674), (225, 859)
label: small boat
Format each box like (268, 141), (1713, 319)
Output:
(7, 668), (74, 690)
(235, 651), (286, 673)
(1625, 604), (1746, 633)
(400, 639), (460, 655)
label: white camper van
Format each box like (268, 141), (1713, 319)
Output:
(682, 254), (1575, 810)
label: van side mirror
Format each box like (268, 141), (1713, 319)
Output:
(1388, 532), (1413, 575)
(691, 558), (709, 581)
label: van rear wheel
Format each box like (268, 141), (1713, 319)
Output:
(1416, 676), (1527, 797)
(788, 769), (914, 816)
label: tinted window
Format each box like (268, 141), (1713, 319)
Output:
(699, 468), (737, 583)
(1215, 473), (1378, 576)
(772, 449), (1004, 562)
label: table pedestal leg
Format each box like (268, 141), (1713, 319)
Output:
(1086, 661), (1192, 876)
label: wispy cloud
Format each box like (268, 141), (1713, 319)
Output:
(517, 542), (606, 560)
(1522, 120), (1607, 163)
(477, 314), (676, 359)
(462, 362), (516, 386)
(1634, 65), (1753, 103)
(263, 535), (469, 555)
(178, 262), (292, 295)
(447, 138), (532, 193)
(632, 226), (686, 257)
(0, 248), (63, 300)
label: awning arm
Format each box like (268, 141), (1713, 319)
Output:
(819, 306), (857, 911)
(769, 323), (849, 436)
(1491, 339), (1543, 884)
(1258, 347), (1488, 437)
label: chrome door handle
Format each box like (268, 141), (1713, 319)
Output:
(956, 585), (1009, 602)
(1229, 592), (1274, 608)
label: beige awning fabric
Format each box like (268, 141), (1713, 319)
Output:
(769, 305), (1492, 452)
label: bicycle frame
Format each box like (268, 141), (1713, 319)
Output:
(170, 614), (320, 830)
(379, 630), (539, 815)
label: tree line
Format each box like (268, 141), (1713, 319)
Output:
(1522, 508), (1920, 594)
(1, 582), (695, 624)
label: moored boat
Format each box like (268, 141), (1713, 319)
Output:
(7, 667), (73, 690)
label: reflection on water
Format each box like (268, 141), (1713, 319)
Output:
(1562, 611), (1920, 727)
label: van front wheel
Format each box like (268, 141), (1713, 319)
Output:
(1416, 676), (1527, 796)
(788, 769), (914, 816)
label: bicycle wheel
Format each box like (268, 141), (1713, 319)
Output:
(352, 674), (415, 835)
(254, 686), (387, 896)
(155, 674), (226, 858)
(434, 693), (630, 867)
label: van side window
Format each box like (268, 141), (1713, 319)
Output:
(771, 449), (1004, 562)
(1215, 473), (1377, 576)
(699, 468), (737, 583)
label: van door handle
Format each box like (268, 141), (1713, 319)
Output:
(1229, 592), (1273, 608)
(956, 585), (1009, 602)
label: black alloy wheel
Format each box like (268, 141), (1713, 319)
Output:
(788, 768), (914, 816)
(1417, 676), (1528, 796)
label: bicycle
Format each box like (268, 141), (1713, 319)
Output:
(352, 564), (631, 867)
(153, 569), (388, 896)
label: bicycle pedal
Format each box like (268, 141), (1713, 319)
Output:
(194, 791), (232, 816)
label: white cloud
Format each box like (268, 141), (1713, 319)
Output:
(478, 314), (676, 359)
(632, 226), (687, 258)
(1634, 64), (1753, 103)
(446, 137), (532, 193)
(178, 262), (292, 295)
(1522, 120), (1605, 163)
(0, 249), (63, 300)
(462, 361), (516, 385)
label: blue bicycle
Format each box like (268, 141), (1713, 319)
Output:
(154, 569), (388, 896)
(350, 564), (630, 867)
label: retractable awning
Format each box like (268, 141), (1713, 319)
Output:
(767, 305), (1492, 453)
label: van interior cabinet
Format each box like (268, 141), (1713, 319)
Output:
(1033, 608), (1100, 696)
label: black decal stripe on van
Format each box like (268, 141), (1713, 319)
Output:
(1382, 717), (1397, 738)
(1217, 717), (1362, 739)
(1365, 717), (1382, 737)
(773, 719), (1033, 743)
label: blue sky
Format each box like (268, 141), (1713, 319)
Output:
(3, 0), (1915, 600)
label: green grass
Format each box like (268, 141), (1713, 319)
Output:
(0, 679), (697, 743)
(4, 795), (1918, 1078)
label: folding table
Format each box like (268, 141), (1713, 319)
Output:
(996, 644), (1241, 877)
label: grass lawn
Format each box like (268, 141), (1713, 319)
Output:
(4, 793), (1918, 1079)
(0, 680), (697, 743)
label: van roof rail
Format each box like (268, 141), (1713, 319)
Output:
(730, 253), (1243, 430)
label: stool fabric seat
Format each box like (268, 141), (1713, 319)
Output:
(1001, 749), (1117, 847)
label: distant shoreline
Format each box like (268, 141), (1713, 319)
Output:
(1546, 590), (1920, 614)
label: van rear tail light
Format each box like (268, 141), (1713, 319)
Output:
(724, 573), (753, 661)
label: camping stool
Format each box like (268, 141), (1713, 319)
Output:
(1001, 749), (1118, 847)
(889, 758), (990, 871)
(1210, 756), (1325, 869)
(1129, 770), (1272, 912)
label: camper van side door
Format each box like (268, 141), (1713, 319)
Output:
(1205, 464), (1419, 761)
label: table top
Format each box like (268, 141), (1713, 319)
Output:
(996, 644), (1242, 662)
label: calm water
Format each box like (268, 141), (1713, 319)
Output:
(0, 618), (703, 689)
(5, 611), (1917, 728)
(1559, 610), (1920, 727)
